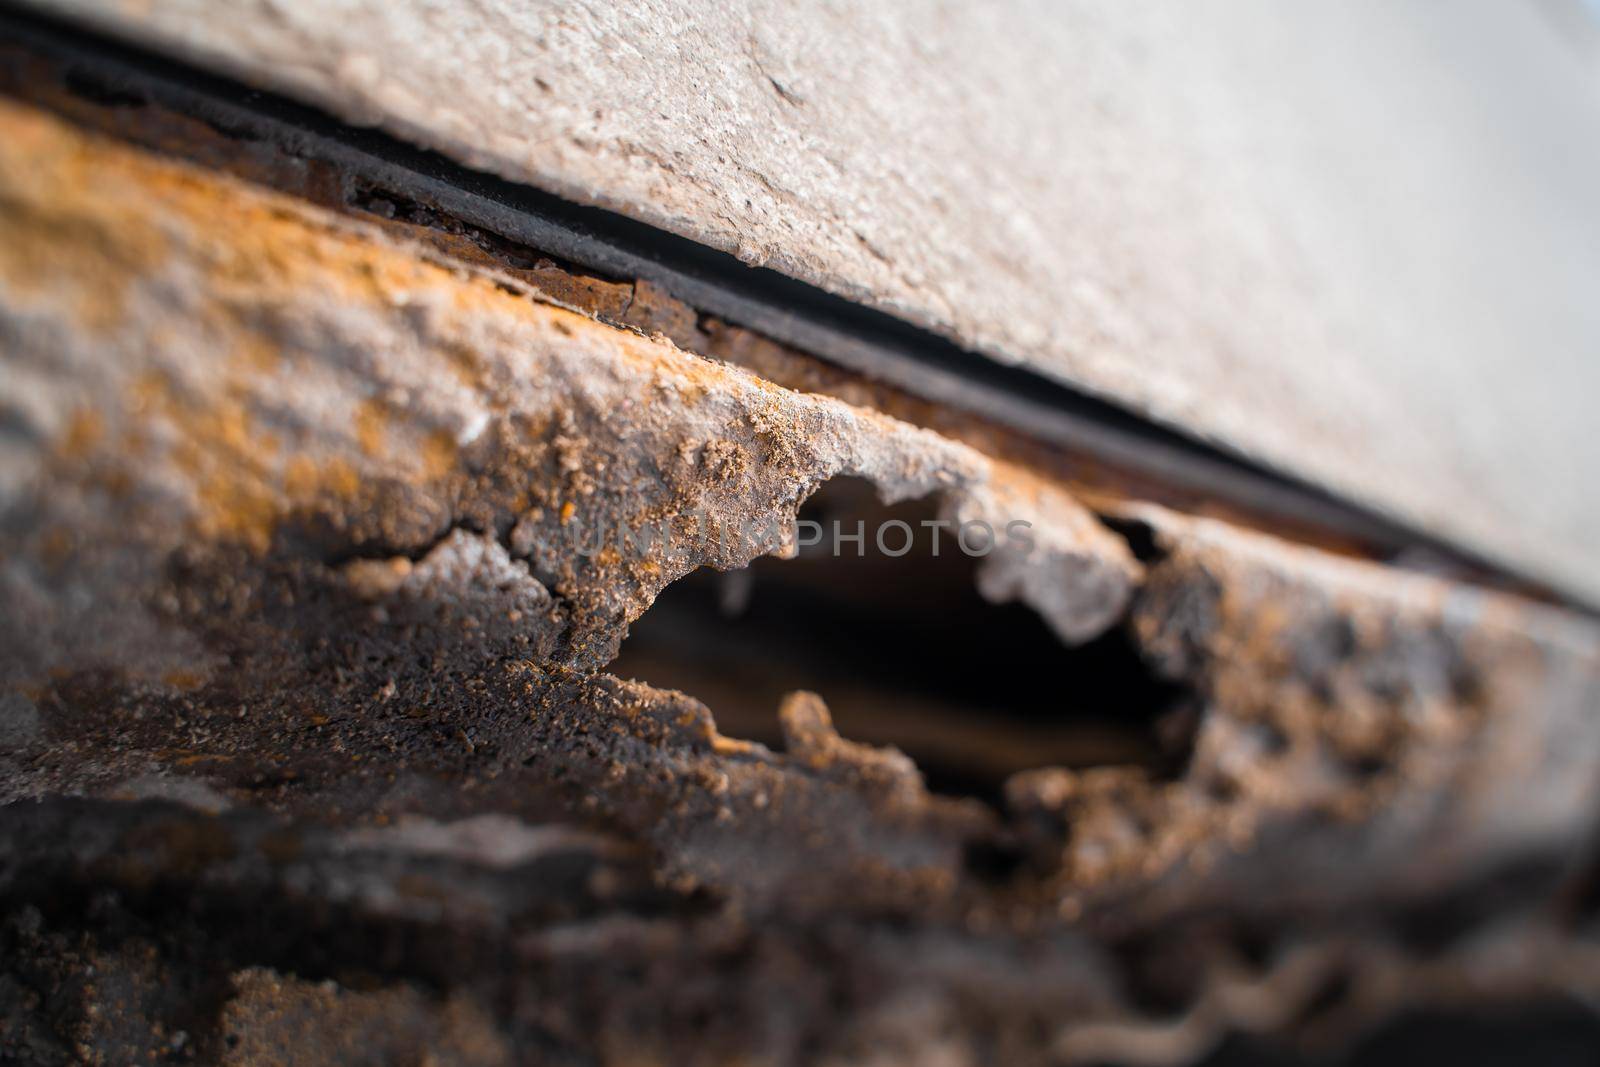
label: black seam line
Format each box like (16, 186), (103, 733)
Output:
(0, 3), (1547, 594)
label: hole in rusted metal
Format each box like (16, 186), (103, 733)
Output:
(610, 477), (1195, 801)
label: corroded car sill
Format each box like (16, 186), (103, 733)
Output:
(3, 15), (1600, 1067)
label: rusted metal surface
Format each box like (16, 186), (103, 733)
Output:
(17, 0), (1600, 606)
(0, 29), (1552, 602)
(3, 96), (1600, 1065)
(0, 11), (1566, 604)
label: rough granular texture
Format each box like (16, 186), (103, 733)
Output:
(3, 98), (1600, 1065)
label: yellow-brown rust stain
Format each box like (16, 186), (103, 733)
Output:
(419, 428), (461, 482)
(127, 368), (363, 552)
(354, 397), (391, 459)
(57, 408), (104, 461)
(350, 397), (458, 482)
(0, 100), (512, 550)
(144, 375), (283, 551)
(0, 94), (543, 334)
(283, 454), (361, 501)
(161, 669), (209, 692)
(0, 100), (170, 331)
(0, 95), (895, 563)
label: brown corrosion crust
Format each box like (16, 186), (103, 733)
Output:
(1010, 511), (1600, 920)
(0, 93), (1138, 670)
(4, 94), (1600, 1065)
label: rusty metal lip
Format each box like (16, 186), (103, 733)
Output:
(0, 2), (1573, 610)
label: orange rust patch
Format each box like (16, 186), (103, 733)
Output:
(232, 329), (283, 373)
(283, 454), (360, 500)
(419, 428), (460, 482)
(0, 101), (572, 551)
(127, 369), (360, 552)
(0, 103), (170, 331)
(354, 397), (390, 459)
(57, 408), (104, 461)
(0, 96), (549, 344)
(162, 669), (208, 692)
(143, 377), (282, 551)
